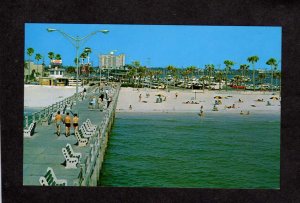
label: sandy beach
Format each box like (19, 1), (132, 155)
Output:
(24, 85), (281, 114)
(24, 85), (84, 108)
(116, 87), (281, 114)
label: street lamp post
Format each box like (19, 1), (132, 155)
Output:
(98, 55), (102, 86)
(47, 28), (109, 99)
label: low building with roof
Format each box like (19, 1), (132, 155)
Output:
(39, 60), (70, 86)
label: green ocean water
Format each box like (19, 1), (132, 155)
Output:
(99, 112), (280, 189)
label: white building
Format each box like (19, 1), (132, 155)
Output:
(99, 53), (125, 69)
(48, 66), (65, 78)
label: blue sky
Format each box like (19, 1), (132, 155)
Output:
(25, 23), (281, 70)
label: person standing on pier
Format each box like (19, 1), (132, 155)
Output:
(105, 89), (109, 99)
(98, 96), (103, 110)
(55, 111), (62, 136)
(83, 88), (87, 99)
(139, 94), (142, 102)
(64, 112), (71, 137)
(107, 96), (112, 108)
(73, 113), (79, 133)
(100, 93), (104, 101)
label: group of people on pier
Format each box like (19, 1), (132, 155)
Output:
(89, 88), (113, 110)
(54, 111), (79, 136)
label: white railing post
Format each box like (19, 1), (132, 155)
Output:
(32, 113), (36, 122)
(25, 115), (29, 129)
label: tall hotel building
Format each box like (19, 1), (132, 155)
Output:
(99, 53), (125, 69)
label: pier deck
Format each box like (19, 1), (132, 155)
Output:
(23, 85), (119, 186)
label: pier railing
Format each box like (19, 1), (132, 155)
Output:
(24, 85), (99, 129)
(78, 84), (120, 186)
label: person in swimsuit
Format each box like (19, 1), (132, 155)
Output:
(64, 112), (71, 137)
(73, 113), (79, 133)
(55, 111), (62, 136)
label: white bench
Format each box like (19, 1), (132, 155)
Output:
(85, 119), (97, 131)
(66, 143), (82, 160)
(66, 102), (73, 110)
(79, 126), (94, 138)
(23, 122), (36, 137)
(81, 122), (96, 134)
(78, 127), (94, 139)
(74, 131), (89, 147)
(61, 145), (80, 169)
(39, 167), (67, 186)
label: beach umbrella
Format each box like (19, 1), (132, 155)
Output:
(270, 96), (279, 100)
(214, 96), (223, 99)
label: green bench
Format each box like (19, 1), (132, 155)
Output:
(23, 122), (36, 137)
(61, 143), (82, 169)
(39, 167), (67, 186)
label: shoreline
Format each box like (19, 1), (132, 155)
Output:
(116, 109), (281, 115)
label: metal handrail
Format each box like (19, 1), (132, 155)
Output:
(80, 84), (120, 186)
(24, 85), (98, 129)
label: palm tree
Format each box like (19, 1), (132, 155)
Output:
(181, 69), (190, 89)
(79, 52), (87, 76)
(127, 67), (137, 84)
(186, 66), (196, 90)
(48, 52), (55, 66)
(233, 75), (243, 86)
(200, 75), (210, 92)
(55, 54), (62, 60)
(166, 65), (177, 88)
(239, 64), (249, 90)
(266, 58), (277, 92)
(84, 48), (92, 77)
(132, 61), (140, 68)
(247, 56), (259, 91)
(147, 69), (154, 88)
(35, 53), (42, 64)
(34, 53), (42, 79)
(187, 66), (197, 78)
(223, 60), (234, 91)
(215, 71), (224, 90)
(166, 65), (176, 75)
(239, 64), (249, 80)
(26, 48), (34, 81)
(273, 63), (281, 91)
(204, 64), (215, 90)
(84, 47), (92, 63)
(66, 66), (76, 74)
(257, 72), (266, 90)
(273, 70), (281, 92)
(80, 52), (87, 62)
(137, 66), (147, 87)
